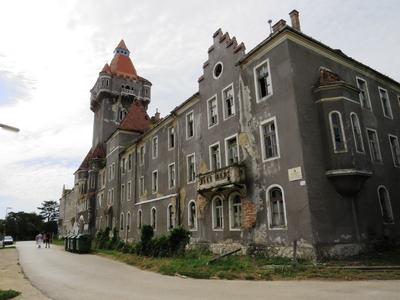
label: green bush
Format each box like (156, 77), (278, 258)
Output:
(0, 289), (21, 300)
(168, 227), (190, 256)
(95, 227), (111, 249)
(135, 225), (154, 256)
(151, 236), (170, 257)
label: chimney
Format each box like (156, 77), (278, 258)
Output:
(289, 9), (301, 31)
(272, 19), (287, 33)
(154, 109), (160, 121)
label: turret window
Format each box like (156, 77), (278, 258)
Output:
(329, 111), (347, 153)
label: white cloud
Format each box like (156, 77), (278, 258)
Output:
(0, 0), (399, 216)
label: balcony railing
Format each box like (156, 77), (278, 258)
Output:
(197, 164), (245, 192)
(121, 88), (136, 96)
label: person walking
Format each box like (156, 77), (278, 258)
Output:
(35, 233), (43, 248)
(44, 232), (51, 248)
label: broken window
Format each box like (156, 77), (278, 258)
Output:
(168, 126), (175, 149)
(139, 176), (144, 196)
(168, 163), (176, 189)
(209, 143), (221, 170)
(151, 207), (157, 230)
(389, 135), (400, 167)
(188, 200), (197, 230)
(226, 135), (239, 165)
(207, 97), (218, 127)
(268, 187), (286, 228)
(152, 136), (158, 159)
(367, 129), (382, 162)
(223, 85), (235, 118)
(378, 186), (394, 224)
(255, 60), (272, 100)
(350, 113), (364, 153)
(213, 196), (223, 229)
(261, 118), (279, 160)
(356, 78), (371, 110)
(379, 87), (393, 119)
(167, 205), (175, 230)
(230, 194), (242, 230)
(329, 111), (347, 152)
(127, 212), (131, 232)
(187, 154), (196, 183)
(186, 111), (194, 139)
(121, 184), (125, 202)
(139, 145), (145, 166)
(152, 170), (158, 193)
(137, 210), (142, 229)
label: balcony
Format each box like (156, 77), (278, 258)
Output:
(121, 88), (136, 96)
(197, 164), (246, 194)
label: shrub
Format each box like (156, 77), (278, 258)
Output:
(95, 227), (111, 249)
(0, 289), (21, 300)
(151, 236), (170, 257)
(135, 225), (154, 256)
(168, 227), (190, 256)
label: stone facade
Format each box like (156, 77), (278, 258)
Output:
(59, 10), (400, 259)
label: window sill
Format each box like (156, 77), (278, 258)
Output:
(256, 93), (273, 103)
(262, 156), (280, 163)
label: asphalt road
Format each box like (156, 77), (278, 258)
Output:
(17, 241), (400, 300)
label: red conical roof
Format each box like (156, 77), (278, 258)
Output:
(116, 39), (128, 50)
(101, 63), (111, 74)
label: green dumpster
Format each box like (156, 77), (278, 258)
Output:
(70, 235), (78, 252)
(67, 234), (74, 252)
(76, 234), (91, 254)
(64, 234), (70, 251)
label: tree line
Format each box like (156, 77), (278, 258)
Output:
(0, 200), (59, 241)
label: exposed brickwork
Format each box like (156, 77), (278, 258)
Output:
(242, 199), (256, 230)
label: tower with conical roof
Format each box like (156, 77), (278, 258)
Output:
(90, 40), (152, 147)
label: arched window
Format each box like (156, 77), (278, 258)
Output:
(350, 113), (364, 153)
(229, 193), (242, 230)
(127, 212), (131, 232)
(212, 196), (224, 230)
(151, 207), (157, 230)
(137, 210), (142, 229)
(188, 200), (197, 230)
(167, 204), (175, 230)
(267, 185), (287, 229)
(120, 213), (124, 231)
(377, 186), (394, 224)
(329, 111), (347, 152)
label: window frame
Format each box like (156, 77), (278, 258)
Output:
(212, 195), (224, 231)
(187, 200), (198, 231)
(168, 162), (176, 189)
(152, 136), (158, 159)
(152, 170), (158, 194)
(167, 126), (175, 150)
(127, 212), (131, 232)
(128, 153), (132, 171)
(139, 176), (145, 197)
(266, 184), (287, 230)
(207, 95), (219, 129)
(120, 213), (124, 231)
(377, 185), (394, 224)
(127, 181), (132, 201)
(350, 112), (365, 154)
(228, 193), (242, 231)
(378, 87), (393, 119)
(388, 134), (400, 168)
(167, 204), (175, 230)
(139, 145), (145, 166)
(355, 76), (372, 111)
(366, 128), (383, 163)
(329, 111), (348, 153)
(121, 184), (125, 202)
(186, 110), (195, 140)
(259, 116), (280, 162)
(213, 61), (224, 79)
(151, 207), (157, 230)
(222, 83), (236, 120)
(224, 133), (240, 166)
(253, 58), (273, 103)
(137, 209), (142, 229)
(209, 141), (222, 171)
(186, 153), (196, 184)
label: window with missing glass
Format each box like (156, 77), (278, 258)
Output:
(168, 126), (175, 150)
(254, 59), (272, 102)
(207, 97), (218, 127)
(186, 111), (194, 139)
(167, 205), (175, 230)
(329, 111), (347, 153)
(367, 129), (382, 162)
(188, 200), (197, 230)
(267, 186), (286, 229)
(187, 153), (196, 183)
(356, 77), (372, 110)
(225, 135), (239, 165)
(151, 207), (157, 230)
(229, 194), (242, 230)
(222, 84), (235, 119)
(209, 143), (221, 170)
(152, 136), (158, 159)
(389, 135), (400, 167)
(212, 196), (223, 230)
(260, 117), (279, 161)
(350, 113), (364, 153)
(378, 87), (393, 119)
(168, 163), (176, 189)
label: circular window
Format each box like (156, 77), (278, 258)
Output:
(213, 62), (223, 79)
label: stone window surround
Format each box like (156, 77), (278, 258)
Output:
(221, 82), (236, 121)
(152, 170), (158, 194)
(266, 184), (288, 230)
(167, 204), (175, 230)
(212, 195), (224, 231)
(228, 192), (242, 231)
(388, 134), (400, 168)
(151, 207), (157, 231)
(152, 135), (158, 159)
(167, 126), (175, 150)
(127, 181), (132, 201)
(207, 95), (219, 129)
(355, 76), (372, 111)
(259, 116), (281, 162)
(208, 141), (222, 171)
(187, 200), (198, 231)
(378, 87), (393, 119)
(126, 211), (131, 232)
(168, 162), (176, 189)
(350, 112), (365, 154)
(328, 110), (348, 153)
(224, 133), (240, 166)
(366, 128), (383, 163)
(139, 144), (145, 166)
(377, 185), (394, 224)
(186, 153), (196, 184)
(120, 212), (124, 231)
(137, 209), (142, 229)
(185, 110), (195, 140)
(139, 176), (145, 197)
(253, 58), (273, 103)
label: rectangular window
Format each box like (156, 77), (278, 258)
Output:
(225, 134), (239, 165)
(152, 136), (158, 159)
(186, 111), (194, 139)
(254, 58), (273, 102)
(111, 163), (115, 180)
(111, 188), (114, 204)
(139, 145), (145, 166)
(107, 189), (111, 205)
(102, 170), (106, 188)
(127, 181), (132, 200)
(121, 158), (126, 175)
(152, 170), (158, 193)
(366, 128), (382, 162)
(356, 77), (372, 110)
(378, 87), (393, 119)
(389, 135), (400, 167)
(121, 184), (125, 202)
(139, 176), (144, 197)
(209, 142), (221, 171)
(128, 154), (132, 171)
(168, 163), (176, 189)
(207, 96), (218, 128)
(222, 84), (235, 119)
(187, 153), (196, 183)
(260, 117), (280, 161)
(168, 126), (175, 150)
(108, 165), (112, 181)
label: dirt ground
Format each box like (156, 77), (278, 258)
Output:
(0, 247), (48, 300)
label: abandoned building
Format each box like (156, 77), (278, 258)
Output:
(58, 10), (400, 258)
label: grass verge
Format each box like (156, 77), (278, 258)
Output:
(0, 290), (21, 300)
(52, 239), (64, 247)
(94, 248), (400, 281)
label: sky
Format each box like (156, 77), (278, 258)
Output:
(0, 0), (399, 218)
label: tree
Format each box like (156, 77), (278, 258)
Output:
(5, 212), (44, 240)
(37, 200), (59, 222)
